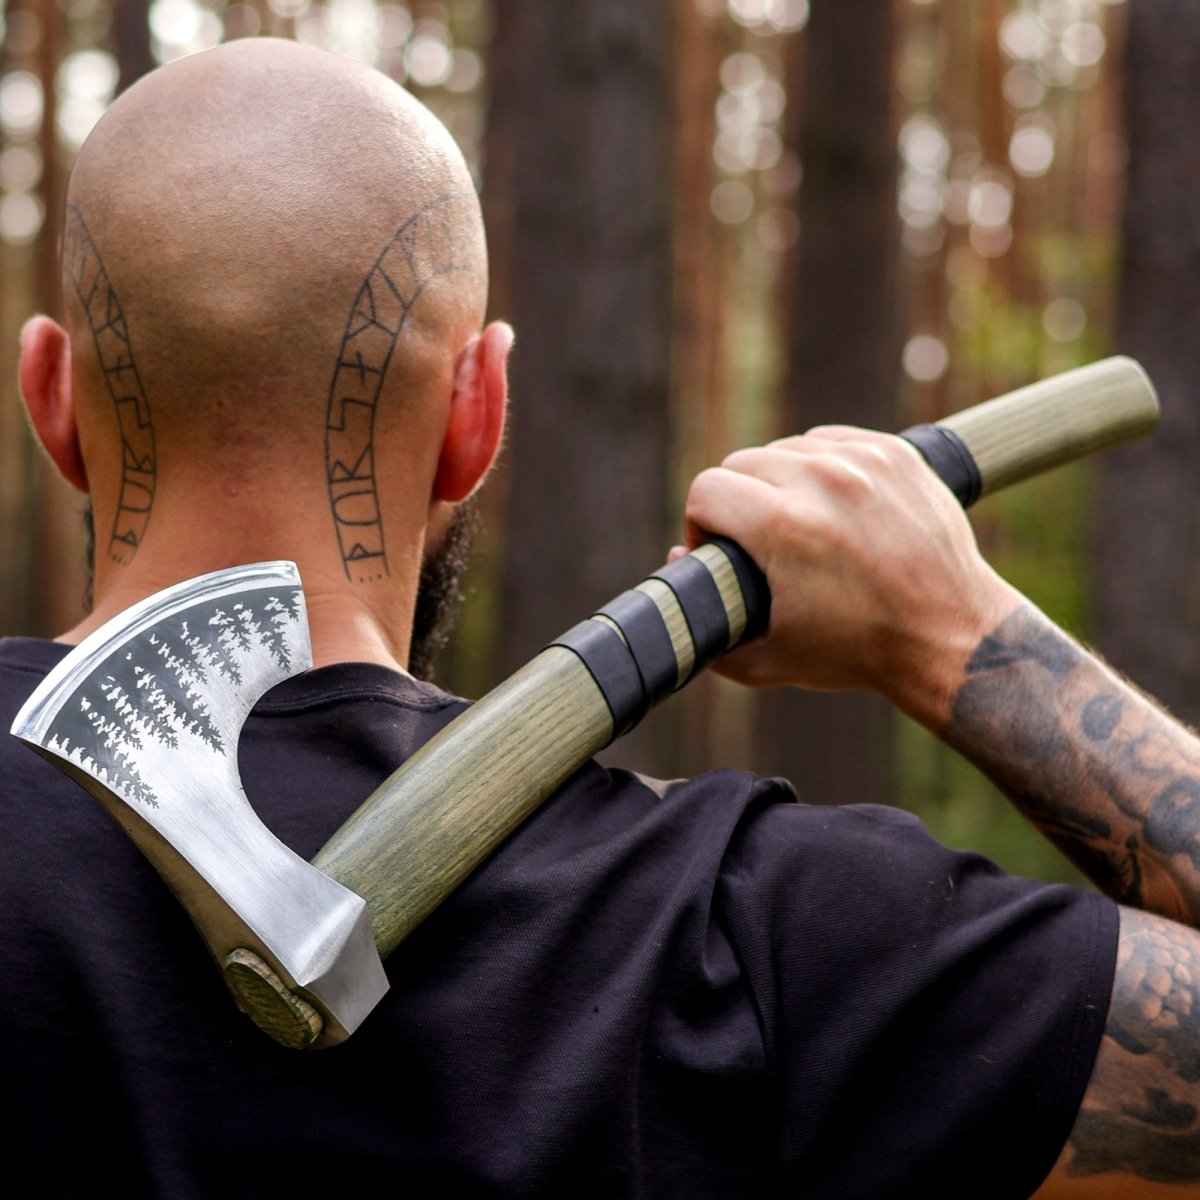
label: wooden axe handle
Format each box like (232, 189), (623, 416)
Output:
(312, 356), (1159, 961)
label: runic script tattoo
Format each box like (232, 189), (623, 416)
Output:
(62, 204), (156, 565)
(325, 195), (483, 582)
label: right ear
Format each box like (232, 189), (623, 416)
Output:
(19, 316), (88, 493)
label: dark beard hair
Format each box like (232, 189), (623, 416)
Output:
(81, 497), (475, 683)
(406, 496), (478, 683)
(82, 501), (95, 612)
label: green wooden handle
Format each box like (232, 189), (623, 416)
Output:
(934, 355), (1158, 497)
(311, 357), (1159, 968)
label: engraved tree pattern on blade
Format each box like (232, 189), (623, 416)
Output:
(325, 195), (484, 582)
(42, 587), (304, 808)
(62, 205), (156, 566)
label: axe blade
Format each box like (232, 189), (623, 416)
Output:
(12, 561), (388, 1048)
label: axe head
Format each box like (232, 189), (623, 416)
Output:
(12, 561), (388, 1048)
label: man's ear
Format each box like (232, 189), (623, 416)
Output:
(432, 320), (512, 503)
(19, 316), (88, 493)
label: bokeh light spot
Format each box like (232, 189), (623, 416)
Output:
(1043, 297), (1087, 342)
(967, 176), (1013, 228)
(903, 335), (949, 383)
(711, 179), (754, 225)
(720, 52), (765, 94)
(1000, 11), (1048, 61)
(407, 35), (452, 87)
(1004, 64), (1047, 108)
(0, 72), (44, 138)
(1009, 121), (1055, 177)
(1061, 21), (1105, 68)
(149, 0), (204, 46)
(57, 50), (119, 103)
(0, 144), (41, 191)
(0, 190), (44, 245)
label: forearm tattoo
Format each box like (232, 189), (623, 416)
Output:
(948, 604), (1200, 923)
(950, 609), (1200, 1185)
(1068, 911), (1200, 1183)
(325, 195), (484, 583)
(62, 204), (156, 564)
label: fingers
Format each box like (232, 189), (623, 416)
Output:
(685, 430), (923, 551)
(682, 466), (779, 550)
(672, 422), (1009, 706)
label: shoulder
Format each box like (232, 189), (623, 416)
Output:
(709, 794), (1119, 1198)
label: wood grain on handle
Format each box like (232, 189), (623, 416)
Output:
(314, 648), (612, 954)
(310, 357), (1159, 974)
(937, 356), (1158, 497)
(313, 541), (752, 955)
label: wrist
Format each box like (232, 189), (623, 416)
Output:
(875, 568), (1024, 733)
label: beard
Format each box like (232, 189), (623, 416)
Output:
(407, 496), (478, 683)
(80, 496), (476, 683)
(82, 501), (96, 612)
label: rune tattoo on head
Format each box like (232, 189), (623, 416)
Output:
(325, 194), (484, 583)
(62, 204), (156, 565)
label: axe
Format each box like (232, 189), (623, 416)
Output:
(12, 356), (1159, 1050)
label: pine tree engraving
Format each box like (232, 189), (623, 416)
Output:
(44, 585), (305, 808)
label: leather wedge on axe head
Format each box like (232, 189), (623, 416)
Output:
(11, 560), (388, 1049)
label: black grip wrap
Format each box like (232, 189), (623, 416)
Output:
(597, 589), (679, 710)
(900, 423), (983, 508)
(648, 553), (730, 682)
(705, 536), (771, 642)
(549, 541), (769, 737)
(550, 618), (646, 741)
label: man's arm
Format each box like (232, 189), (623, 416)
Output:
(948, 601), (1200, 925)
(681, 426), (1200, 1195)
(942, 606), (1200, 1197)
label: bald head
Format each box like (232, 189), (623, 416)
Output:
(66, 39), (482, 456)
(56, 37), (493, 585)
(68, 37), (485, 396)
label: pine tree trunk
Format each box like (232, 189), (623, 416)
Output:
(486, 0), (676, 771)
(1094, 2), (1200, 725)
(755, 0), (902, 805)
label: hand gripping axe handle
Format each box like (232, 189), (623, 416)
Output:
(12, 356), (1159, 1049)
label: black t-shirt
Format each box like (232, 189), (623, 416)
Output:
(0, 637), (1116, 1198)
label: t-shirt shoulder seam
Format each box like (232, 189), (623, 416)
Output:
(252, 685), (466, 717)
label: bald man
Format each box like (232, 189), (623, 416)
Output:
(4, 36), (1200, 1200)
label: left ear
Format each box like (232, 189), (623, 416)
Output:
(19, 315), (89, 493)
(432, 320), (512, 503)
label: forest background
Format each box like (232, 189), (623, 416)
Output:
(0, 0), (1197, 886)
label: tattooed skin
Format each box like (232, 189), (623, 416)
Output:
(949, 604), (1200, 923)
(62, 205), (156, 565)
(1066, 910), (1200, 1184)
(947, 605), (1200, 1187)
(325, 194), (484, 583)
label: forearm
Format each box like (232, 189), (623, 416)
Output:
(939, 602), (1200, 925)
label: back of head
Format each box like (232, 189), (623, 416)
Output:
(63, 38), (487, 492)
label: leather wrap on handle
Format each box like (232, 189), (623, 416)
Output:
(300, 357), (1158, 1039)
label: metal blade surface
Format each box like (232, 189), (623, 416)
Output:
(12, 561), (388, 1044)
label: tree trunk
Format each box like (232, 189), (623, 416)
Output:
(1094, 3), (1200, 725)
(486, 0), (676, 772)
(114, 0), (155, 96)
(755, 0), (902, 805)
